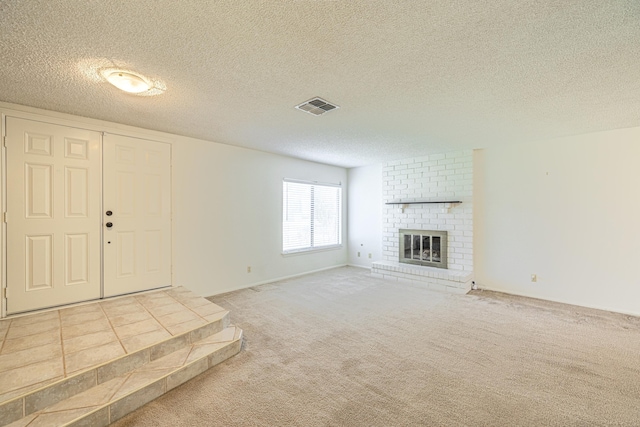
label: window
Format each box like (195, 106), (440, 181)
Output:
(282, 179), (342, 253)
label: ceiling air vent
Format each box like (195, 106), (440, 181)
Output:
(295, 97), (339, 116)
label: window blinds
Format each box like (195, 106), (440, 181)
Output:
(282, 179), (342, 253)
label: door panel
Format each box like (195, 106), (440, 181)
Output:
(6, 117), (101, 314)
(103, 134), (171, 297)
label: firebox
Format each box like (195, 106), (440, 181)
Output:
(399, 229), (448, 269)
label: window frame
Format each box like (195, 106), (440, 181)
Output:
(282, 178), (343, 255)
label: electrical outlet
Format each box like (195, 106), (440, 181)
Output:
(247, 266), (251, 273)
(357, 252), (361, 257)
(368, 253), (372, 259)
(530, 274), (537, 282)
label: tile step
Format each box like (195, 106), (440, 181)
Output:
(0, 309), (230, 427)
(5, 326), (243, 427)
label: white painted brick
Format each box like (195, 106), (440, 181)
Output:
(437, 158), (455, 166)
(445, 151), (461, 159)
(445, 163), (462, 170)
(437, 191), (455, 198)
(383, 152), (473, 272)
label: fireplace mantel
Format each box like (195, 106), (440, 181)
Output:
(385, 200), (461, 205)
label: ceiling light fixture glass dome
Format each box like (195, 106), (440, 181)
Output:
(106, 71), (151, 93)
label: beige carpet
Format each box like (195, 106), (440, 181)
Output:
(113, 266), (640, 426)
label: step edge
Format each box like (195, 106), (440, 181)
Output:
(61, 330), (243, 427)
(7, 328), (242, 427)
(0, 312), (230, 426)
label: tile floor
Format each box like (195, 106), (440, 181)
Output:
(0, 287), (226, 405)
(5, 326), (243, 427)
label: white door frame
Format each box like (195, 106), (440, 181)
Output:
(0, 104), (175, 318)
(1, 112), (7, 319)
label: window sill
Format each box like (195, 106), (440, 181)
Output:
(282, 245), (343, 257)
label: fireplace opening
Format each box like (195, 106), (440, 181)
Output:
(399, 229), (447, 269)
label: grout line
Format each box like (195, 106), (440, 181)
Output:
(98, 302), (127, 355)
(107, 373), (133, 403)
(0, 354), (66, 376)
(134, 293), (174, 336)
(182, 344), (195, 366)
(2, 323), (60, 341)
(164, 317), (207, 335)
(0, 319), (12, 354)
(33, 341), (238, 424)
(39, 403), (102, 415)
(63, 331), (119, 353)
(59, 310), (67, 377)
(165, 289), (217, 324)
(0, 377), (64, 404)
(101, 306), (153, 329)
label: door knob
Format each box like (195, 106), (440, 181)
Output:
(106, 210), (113, 216)
(106, 222), (113, 228)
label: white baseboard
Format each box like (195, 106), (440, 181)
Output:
(476, 284), (640, 318)
(204, 264), (349, 297)
(346, 264), (371, 270)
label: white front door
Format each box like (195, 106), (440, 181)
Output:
(102, 134), (172, 297)
(6, 117), (102, 314)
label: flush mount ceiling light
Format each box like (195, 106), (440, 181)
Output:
(106, 71), (151, 93)
(81, 61), (166, 96)
(295, 97), (339, 116)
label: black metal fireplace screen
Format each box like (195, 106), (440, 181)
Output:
(399, 229), (448, 269)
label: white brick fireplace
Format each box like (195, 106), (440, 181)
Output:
(372, 150), (474, 293)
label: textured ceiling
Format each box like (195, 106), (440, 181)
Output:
(1, 1), (639, 168)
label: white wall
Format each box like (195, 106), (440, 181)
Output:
(0, 102), (348, 312)
(347, 164), (382, 267)
(172, 137), (348, 296)
(475, 127), (640, 316)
